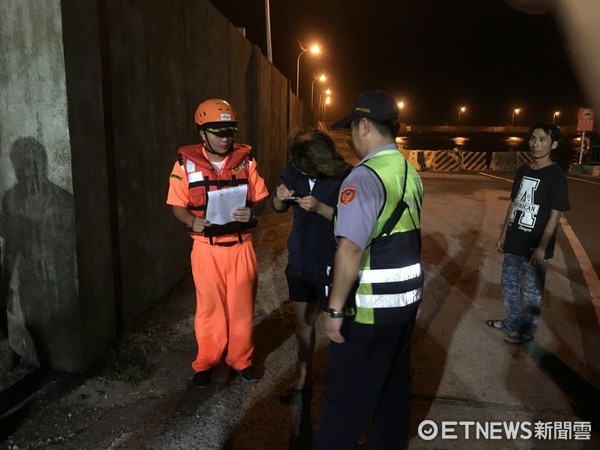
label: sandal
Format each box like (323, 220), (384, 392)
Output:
(503, 332), (533, 345)
(485, 319), (507, 331)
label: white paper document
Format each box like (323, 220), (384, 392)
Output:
(206, 185), (248, 225)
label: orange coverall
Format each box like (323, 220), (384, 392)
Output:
(166, 144), (268, 372)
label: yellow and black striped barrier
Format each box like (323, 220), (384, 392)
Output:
(402, 149), (531, 172)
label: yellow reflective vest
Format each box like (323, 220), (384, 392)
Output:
(353, 149), (424, 324)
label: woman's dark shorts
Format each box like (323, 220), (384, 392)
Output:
(285, 265), (328, 305)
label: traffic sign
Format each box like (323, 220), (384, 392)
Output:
(577, 108), (595, 132)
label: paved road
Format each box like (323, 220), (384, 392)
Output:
(410, 172), (600, 449)
(3, 153), (599, 448)
(567, 170), (600, 255)
(562, 174), (600, 286)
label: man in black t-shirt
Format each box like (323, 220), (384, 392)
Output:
(486, 122), (570, 345)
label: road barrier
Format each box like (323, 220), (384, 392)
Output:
(432, 150), (462, 171)
(592, 145), (600, 164)
(461, 152), (488, 171)
(405, 149), (532, 172)
(517, 151), (534, 166)
(492, 152), (517, 171)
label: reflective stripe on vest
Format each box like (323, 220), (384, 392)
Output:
(356, 287), (422, 308)
(186, 160), (197, 178)
(359, 263), (421, 283)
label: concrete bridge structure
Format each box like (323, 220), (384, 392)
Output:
(399, 124), (579, 134)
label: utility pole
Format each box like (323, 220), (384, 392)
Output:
(265, 0), (272, 63)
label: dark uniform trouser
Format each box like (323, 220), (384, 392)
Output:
(313, 307), (418, 450)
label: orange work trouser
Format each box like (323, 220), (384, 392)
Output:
(190, 240), (257, 373)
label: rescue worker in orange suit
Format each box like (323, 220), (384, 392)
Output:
(166, 99), (269, 388)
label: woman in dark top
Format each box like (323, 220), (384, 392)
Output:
(272, 129), (351, 402)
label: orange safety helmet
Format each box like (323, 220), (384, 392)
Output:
(194, 99), (238, 131)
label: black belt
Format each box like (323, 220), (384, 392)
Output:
(213, 241), (239, 247)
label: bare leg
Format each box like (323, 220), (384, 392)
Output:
(289, 300), (320, 390)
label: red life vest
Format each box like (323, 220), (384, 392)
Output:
(178, 143), (257, 240)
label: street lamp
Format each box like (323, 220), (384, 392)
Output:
(511, 108), (521, 126)
(318, 89), (332, 122)
(553, 111), (560, 124)
(397, 100), (406, 123)
(323, 96), (332, 121)
(458, 106), (466, 127)
(311, 73), (327, 111)
(296, 42), (321, 97)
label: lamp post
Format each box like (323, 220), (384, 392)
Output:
(323, 96), (331, 121)
(398, 100), (406, 122)
(295, 43), (320, 97)
(511, 108), (521, 126)
(311, 73), (327, 111)
(458, 106), (466, 127)
(318, 89), (331, 122)
(553, 111), (560, 124)
(264, 0), (272, 62)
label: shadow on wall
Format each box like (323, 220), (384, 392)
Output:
(0, 137), (78, 372)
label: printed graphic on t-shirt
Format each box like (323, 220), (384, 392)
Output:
(510, 176), (540, 231)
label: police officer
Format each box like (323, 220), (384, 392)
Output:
(313, 91), (424, 449)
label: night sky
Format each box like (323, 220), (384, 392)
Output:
(209, 0), (587, 127)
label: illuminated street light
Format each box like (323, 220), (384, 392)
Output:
(296, 42), (321, 97)
(318, 89), (332, 122)
(458, 106), (466, 127)
(553, 111), (560, 124)
(511, 108), (521, 126)
(319, 88), (331, 110)
(397, 100), (406, 123)
(311, 73), (327, 111)
(323, 96), (332, 121)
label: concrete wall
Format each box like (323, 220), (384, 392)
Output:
(104, 0), (198, 325)
(0, 1), (78, 369)
(105, 0), (299, 324)
(62, 0), (117, 369)
(0, 0), (304, 371)
(0, 0), (116, 371)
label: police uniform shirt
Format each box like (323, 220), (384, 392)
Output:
(335, 145), (395, 250)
